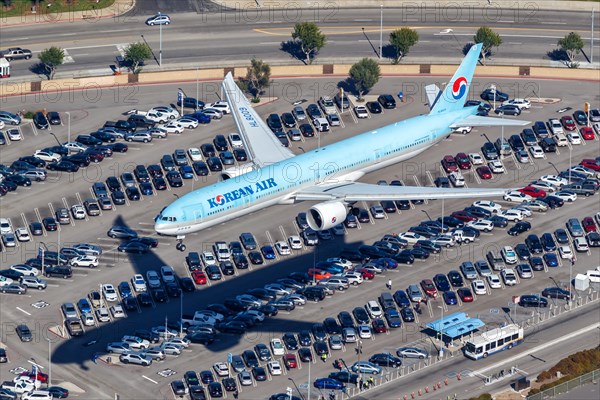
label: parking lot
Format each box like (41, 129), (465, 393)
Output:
(0, 76), (599, 400)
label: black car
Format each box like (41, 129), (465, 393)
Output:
(125, 186), (141, 200)
(447, 270), (464, 287)
(213, 134), (229, 151)
(542, 287), (572, 300)
(33, 112), (49, 129)
(248, 251), (263, 265)
(378, 94), (396, 109)
(508, 134), (525, 151)
(518, 295), (548, 308)
(19, 156), (46, 168)
(299, 123), (314, 137)
(311, 323), (327, 342)
(44, 145), (69, 156)
(400, 307), (415, 322)
(463, 206), (492, 218)
(247, 288), (275, 301)
(508, 221), (532, 236)
(222, 377), (237, 392)
(233, 254), (249, 269)
(127, 114), (155, 128)
(306, 104), (322, 119)
(480, 88), (509, 102)
(539, 195), (564, 209)
(64, 153), (90, 167)
(539, 137), (557, 153)
(136, 293), (152, 307)
(254, 343), (272, 361)
(178, 97), (205, 109)
(151, 288), (168, 303)
(323, 317), (342, 335)
(205, 265), (223, 280)
(352, 307), (370, 324)
(91, 130), (117, 143)
(189, 385), (207, 400)
(179, 277), (195, 292)
(206, 157), (223, 172)
(515, 243), (531, 260)
(366, 101), (382, 114)
(42, 217), (58, 231)
(139, 182), (153, 195)
(529, 256), (544, 271)
(191, 161), (209, 176)
(165, 282), (181, 298)
(266, 114), (283, 132)
(481, 142), (499, 160)
(313, 341), (328, 356)
(488, 215), (509, 228)
(118, 241), (149, 254)
(5, 174), (31, 186)
(43, 265), (72, 279)
(369, 353), (402, 368)
(233, 148), (247, 162)
(111, 190), (126, 205)
(281, 112), (296, 128)
(433, 273), (451, 292)
(573, 110), (587, 125)
(29, 221), (43, 236)
(540, 233), (557, 252)
(166, 170), (183, 187)
(207, 382), (223, 398)
(525, 234), (543, 254)
(337, 311), (355, 328)
(532, 121), (549, 138)
(76, 134), (103, 146)
(520, 128), (538, 145)
(329, 371), (360, 385)
(47, 161), (79, 172)
(242, 349), (260, 368)
(282, 333), (299, 350)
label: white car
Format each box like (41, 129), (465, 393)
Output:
(270, 338), (285, 355)
(275, 241), (291, 255)
(488, 160), (505, 173)
(568, 165), (596, 177)
(555, 133), (568, 146)
(96, 308), (110, 322)
(151, 326), (178, 339)
(558, 245), (573, 259)
(354, 106), (369, 119)
(512, 205), (532, 217)
(469, 152), (484, 165)
(213, 362), (230, 377)
(430, 235), (455, 248)
(327, 257), (353, 269)
(150, 106), (179, 120)
(357, 324), (372, 339)
(397, 232), (423, 244)
(549, 119), (564, 134)
(102, 284), (118, 302)
(166, 337), (190, 348)
(71, 204), (86, 219)
(503, 191), (532, 203)
(148, 127), (168, 139)
(370, 205), (385, 219)
(228, 133), (243, 148)
(175, 117), (199, 129)
(573, 237), (589, 252)
(343, 271), (363, 285)
(540, 175), (568, 187)
(472, 280), (486, 295)
(119, 353), (152, 366)
(15, 227), (31, 242)
(567, 131), (582, 144)
(501, 246), (518, 264)
(466, 219), (494, 232)
(6, 128), (22, 141)
(365, 300), (383, 318)
(498, 209), (523, 221)
(0, 218), (13, 234)
(22, 390), (50, 400)
(2, 233), (16, 248)
(81, 312), (95, 326)
(448, 171), (465, 187)
(529, 145), (545, 159)
(473, 200), (502, 213)
(64, 141), (88, 153)
(111, 305), (125, 318)
(10, 264), (39, 277)
(106, 342), (131, 354)
(268, 360), (282, 375)
(522, 200), (548, 212)
(515, 150), (530, 163)
(8, 379), (36, 394)
(487, 274), (502, 289)
(203, 108), (223, 119)
(554, 191), (577, 202)
(207, 101), (230, 114)
(70, 255), (99, 268)
(146, 270), (161, 288)
(201, 251), (217, 266)
(131, 274), (147, 292)
(502, 269), (517, 285)
(33, 150), (61, 162)
(160, 342), (182, 355)
(161, 122), (184, 134)
(288, 235), (303, 250)
(502, 98), (530, 109)
(146, 14), (171, 25)
(122, 335), (150, 349)
(516, 264), (533, 279)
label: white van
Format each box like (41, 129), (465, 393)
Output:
(313, 117), (330, 133)
(586, 268), (600, 283)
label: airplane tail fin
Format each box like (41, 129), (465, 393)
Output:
(429, 43), (482, 115)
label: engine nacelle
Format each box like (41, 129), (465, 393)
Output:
(221, 163), (255, 180)
(306, 201), (348, 231)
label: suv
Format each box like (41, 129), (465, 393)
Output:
(213, 242), (231, 261)
(378, 94), (396, 109)
(44, 265), (72, 279)
(319, 96), (337, 115)
(519, 295), (548, 308)
(134, 165), (150, 183)
(334, 93), (350, 110)
(566, 218), (585, 237)
(460, 261), (478, 280)
(406, 284), (423, 302)
(486, 250), (505, 271)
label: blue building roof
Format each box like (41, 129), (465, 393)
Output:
(425, 312), (485, 339)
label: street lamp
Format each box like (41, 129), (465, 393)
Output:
(64, 111), (71, 143)
(548, 161), (559, 174)
(287, 377), (305, 400)
(39, 242), (48, 276)
(356, 340), (363, 389)
(421, 210), (432, 221)
(437, 305), (444, 357)
(47, 338), (52, 386)
(379, 5), (383, 59)
(48, 131), (61, 146)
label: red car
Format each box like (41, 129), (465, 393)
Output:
(372, 318), (388, 333)
(518, 186), (547, 198)
(455, 152), (472, 170)
(560, 116), (576, 131)
(581, 159), (600, 171)
(441, 155), (458, 173)
(582, 217), (597, 233)
(353, 268), (375, 280)
(450, 211), (478, 222)
(192, 271), (207, 285)
(21, 371), (49, 383)
(307, 268), (331, 281)
(284, 353), (297, 369)
(457, 288), (473, 302)
(580, 127), (595, 140)
(420, 279), (438, 298)
(476, 165), (492, 179)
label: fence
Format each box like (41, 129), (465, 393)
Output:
(526, 369), (600, 400)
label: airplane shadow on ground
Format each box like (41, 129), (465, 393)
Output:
(51, 214), (366, 370)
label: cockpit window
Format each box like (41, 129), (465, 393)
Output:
(161, 216), (177, 222)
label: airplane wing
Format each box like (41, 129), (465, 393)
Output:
(294, 181), (513, 202)
(222, 73), (295, 167)
(451, 115), (530, 128)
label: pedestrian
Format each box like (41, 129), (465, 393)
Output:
(387, 279), (392, 290)
(369, 377), (375, 387)
(233, 390), (238, 399)
(358, 378), (363, 389)
(329, 391), (336, 400)
(321, 352), (327, 363)
(363, 381), (369, 390)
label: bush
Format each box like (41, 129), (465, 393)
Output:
(468, 394), (492, 400)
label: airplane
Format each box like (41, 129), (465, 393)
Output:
(155, 43), (528, 251)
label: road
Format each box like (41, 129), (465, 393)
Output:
(0, 75), (599, 399)
(1, 7), (599, 79)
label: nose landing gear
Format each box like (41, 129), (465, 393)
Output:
(176, 235), (186, 252)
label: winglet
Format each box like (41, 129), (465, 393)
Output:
(429, 43), (482, 115)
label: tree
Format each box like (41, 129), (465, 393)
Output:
(245, 58), (271, 101)
(124, 42), (152, 74)
(349, 58), (381, 100)
(38, 46), (64, 80)
(558, 32), (584, 68)
(291, 22), (326, 65)
(473, 26), (502, 65)
(389, 27), (419, 64)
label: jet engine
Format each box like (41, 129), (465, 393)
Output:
(221, 163), (255, 180)
(306, 201), (348, 231)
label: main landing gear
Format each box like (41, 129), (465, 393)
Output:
(176, 235), (186, 252)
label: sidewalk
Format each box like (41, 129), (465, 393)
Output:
(0, 0), (134, 27)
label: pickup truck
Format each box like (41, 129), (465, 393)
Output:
(561, 183), (596, 197)
(126, 109), (168, 124)
(127, 114), (156, 129)
(451, 229), (477, 244)
(65, 317), (84, 336)
(1, 47), (32, 60)
(313, 117), (330, 132)
(180, 312), (217, 328)
(104, 120), (136, 133)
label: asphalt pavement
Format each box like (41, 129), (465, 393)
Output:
(0, 76), (599, 399)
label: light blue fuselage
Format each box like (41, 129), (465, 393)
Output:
(154, 107), (476, 236)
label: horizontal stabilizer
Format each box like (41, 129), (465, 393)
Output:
(450, 115), (530, 128)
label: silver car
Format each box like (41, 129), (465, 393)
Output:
(139, 348), (166, 361)
(124, 132), (152, 143)
(396, 347), (429, 359)
(106, 342), (131, 354)
(329, 334), (343, 350)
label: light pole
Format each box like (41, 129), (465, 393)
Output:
(196, 68), (199, 107)
(287, 377), (305, 400)
(591, 8), (595, 64)
(159, 15), (163, 66)
(437, 305), (444, 357)
(47, 338), (52, 386)
(548, 161), (559, 175)
(421, 210), (432, 221)
(379, 4), (383, 59)
(568, 146), (572, 184)
(39, 242), (48, 276)
(179, 293), (183, 336)
(64, 111), (71, 143)
(356, 340), (363, 389)
(307, 355), (311, 400)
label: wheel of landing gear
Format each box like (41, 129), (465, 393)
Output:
(176, 243), (186, 251)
